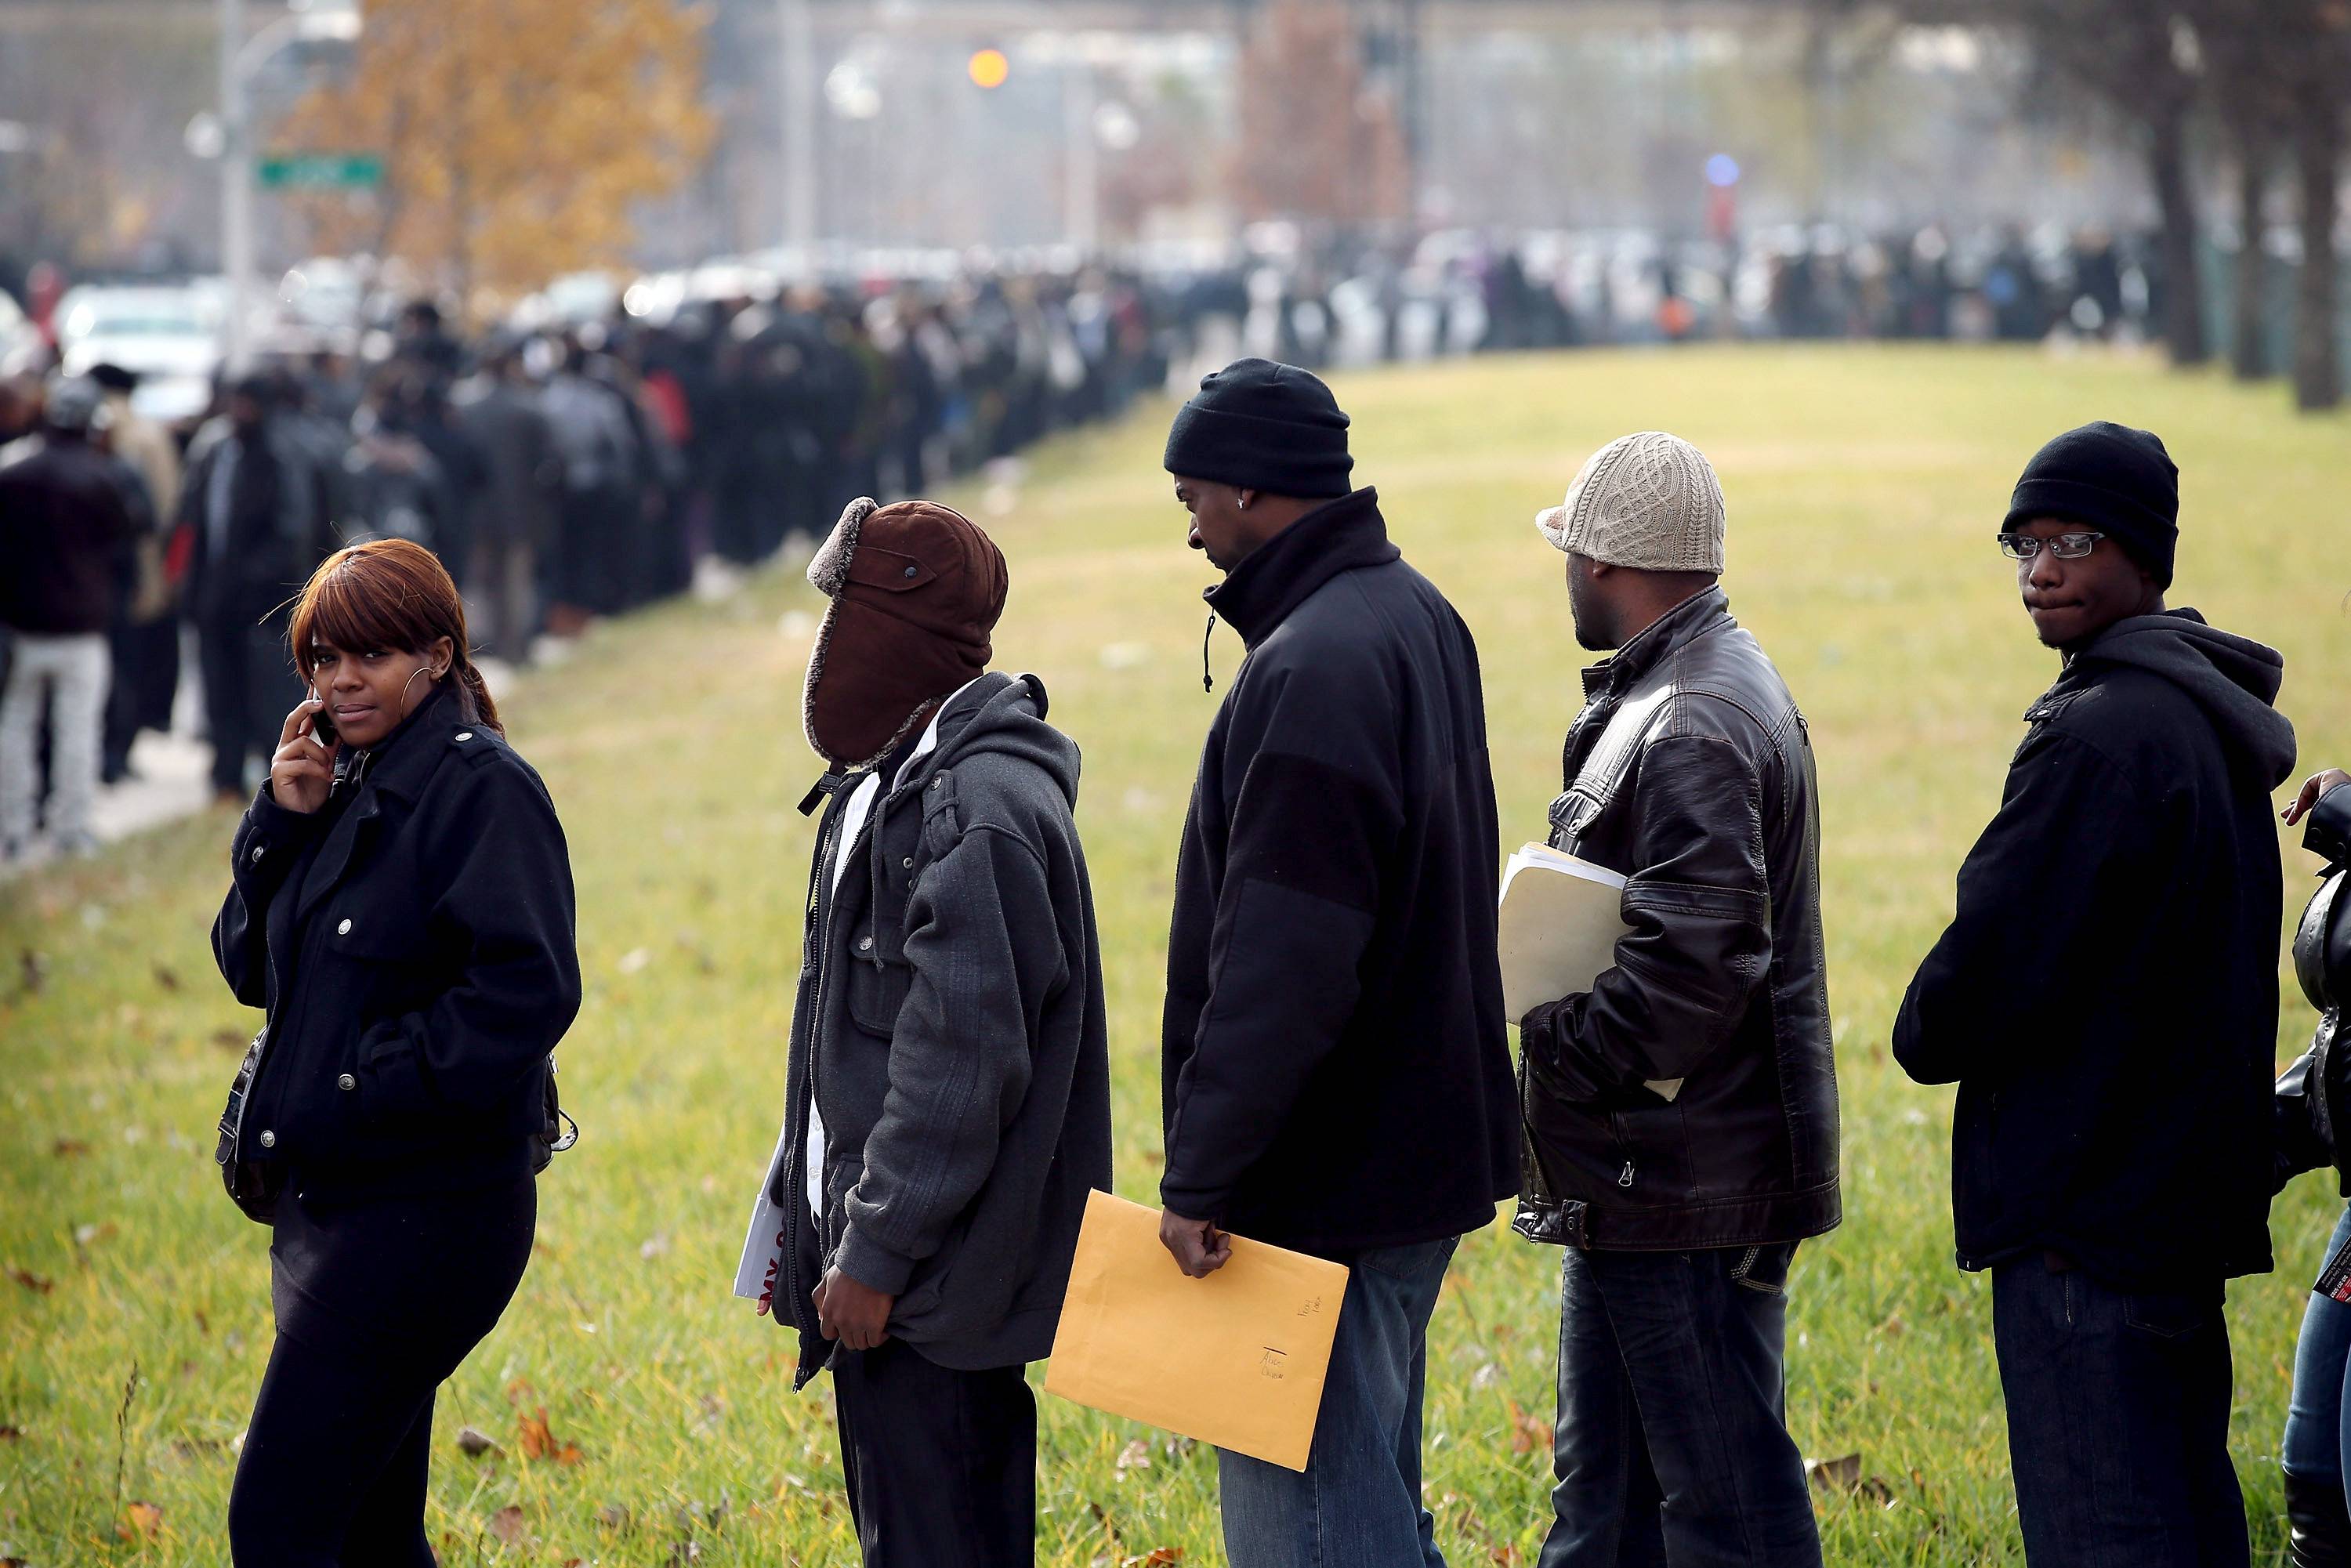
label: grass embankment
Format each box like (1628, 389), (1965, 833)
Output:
(5, 345), (2350, 1564)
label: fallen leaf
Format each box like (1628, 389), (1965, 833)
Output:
(211, 1027), (245, 1052)
(152, 964), (180, 991)
(455, 1425), (500, 1458)
(595, 1501), (631, 1528)
(74, 1222), (118, 1248)
(18, 950), (46, 996)
(0, 1423), (23, 1439)
(1123, 1551), (1183, 1566)
(504, 1377), (537, 1406)
(119, 1500), (164, 1539)
(640, 1232), (672, 1260)
(487, 1504), (526, 1543)
(51, 1138), (90, 1157)
(617, 946), (652, 976)
(1505, 1398), (1551, 1457)
(518, 1406), (583, 1465)
(1114, 1437), (1153, 1479)
(8, 1267), (53, 1295)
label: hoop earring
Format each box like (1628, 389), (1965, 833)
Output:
(397, 664), (444, 717)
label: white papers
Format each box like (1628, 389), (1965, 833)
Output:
(1498, 842), (1681, 1102)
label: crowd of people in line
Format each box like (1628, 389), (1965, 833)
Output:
(0, 267), (1190, 863)
(179, 346), (2351, 1568)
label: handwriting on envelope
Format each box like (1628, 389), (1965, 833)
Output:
(1043, 1190), (1350, 1472)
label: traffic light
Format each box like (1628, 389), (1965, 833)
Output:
(968, 48), (1009, 89)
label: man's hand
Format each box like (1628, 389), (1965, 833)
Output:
(2285, 769), (2351, 827)
(811, 1266), (893, 1351)
(1159, 1209), (1233, 1278)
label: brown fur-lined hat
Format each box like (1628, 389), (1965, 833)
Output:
(802, 496), (1009, 770)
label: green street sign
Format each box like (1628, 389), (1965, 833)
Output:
(256, 153), (384, 190)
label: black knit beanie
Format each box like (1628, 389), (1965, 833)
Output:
(1163, 357), (1353, 498)
(2001, 421), (2179, 587)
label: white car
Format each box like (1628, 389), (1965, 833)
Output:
(54, 283), (225, 424)
(0, 288), (44, 376)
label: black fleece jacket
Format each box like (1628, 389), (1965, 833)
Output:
(1894, 610), (2297, 1287)
(1160, 487), (1519, 1258)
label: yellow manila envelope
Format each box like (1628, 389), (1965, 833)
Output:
(1044, 1190), (1349, 1472)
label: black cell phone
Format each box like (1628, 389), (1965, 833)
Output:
(310, 694), (337, 747)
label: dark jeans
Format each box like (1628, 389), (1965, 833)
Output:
(831, 1338), (1035, 1567)
(1541, 1243), (1821, 1568)
(197, 610), (301, 794)
(2285, 1206), (2351, 1500)
(1991, 1257), (2248, 1568)
(1217, 1234), (1459, 1568)
(229, 1179), (535, 1566)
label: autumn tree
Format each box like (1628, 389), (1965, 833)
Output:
(277, 0), (712, 310)
(1232, 0), (1411, 237)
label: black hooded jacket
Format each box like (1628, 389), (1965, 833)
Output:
(1160, 487), (1520, 1258)
(1894, 610), (2297, 1287)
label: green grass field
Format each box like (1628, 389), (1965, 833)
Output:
(6, 344), (2351, 1565)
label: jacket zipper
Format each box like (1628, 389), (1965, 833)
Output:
(787, 775), (898, 1383)
(786, 785), (849, 1371)
(1608, 1110), (1636, 1190)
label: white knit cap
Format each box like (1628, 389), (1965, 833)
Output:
(1535, 431), (1726, 574)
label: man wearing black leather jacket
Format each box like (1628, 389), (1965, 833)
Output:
(1895, 422), (2298, 1568)
(2276, 768), (2351, 1567)
(1517, 432), (1838, 1568)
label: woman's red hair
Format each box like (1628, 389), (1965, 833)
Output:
(287, 538), (502, 737)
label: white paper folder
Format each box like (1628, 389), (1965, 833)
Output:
(1498, 842), (1682, 1102)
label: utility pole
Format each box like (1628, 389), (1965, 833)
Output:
(1064, 63), (1098, 254)
(780, 0), (817, 250)
(219, 0), (252, 372)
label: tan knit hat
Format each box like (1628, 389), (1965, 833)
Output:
(1535, 431), (1726, 573)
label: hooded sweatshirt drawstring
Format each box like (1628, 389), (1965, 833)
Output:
(1202, 610), (1218, 695)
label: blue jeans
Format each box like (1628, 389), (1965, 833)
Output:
(1217, 1235), (1458, 1568)
(1991, 1257), (2247, 1568)
(2284, 1205), (2351, 1500)
(1539, 1243), (1821, 1568)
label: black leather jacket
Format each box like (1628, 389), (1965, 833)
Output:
(2277, 784), (2351, 1192)
(1516, 588), (1842, 1251)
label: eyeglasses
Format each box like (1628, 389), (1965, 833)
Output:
(1997, 531), (2106, 562)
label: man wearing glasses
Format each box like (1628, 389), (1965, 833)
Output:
(1893, 422), (2298, 1568)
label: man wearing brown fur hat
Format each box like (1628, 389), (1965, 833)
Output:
(735, 496), (1112, 1566)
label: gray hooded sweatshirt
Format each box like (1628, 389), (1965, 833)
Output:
(748, 672), (1112, 1385)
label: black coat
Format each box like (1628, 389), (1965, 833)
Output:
(1894, 610), (2298, 1288)
(179, 422), (328, 625)
(1515, 589), (1841, 1251)
(212, 687), (580, 1200)
(0, 437), (133, 636)
(1159, 488), (1519, 1258)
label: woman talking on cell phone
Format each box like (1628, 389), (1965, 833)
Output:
(209, 538), (580, 1565)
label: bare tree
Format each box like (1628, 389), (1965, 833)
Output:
(1817, 0), (2212, 368)
(2191, 0), (2292, 379)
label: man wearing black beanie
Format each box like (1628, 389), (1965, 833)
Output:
(1893, 421), (2297, 1567)
(1156, 359), (1520, 1567)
